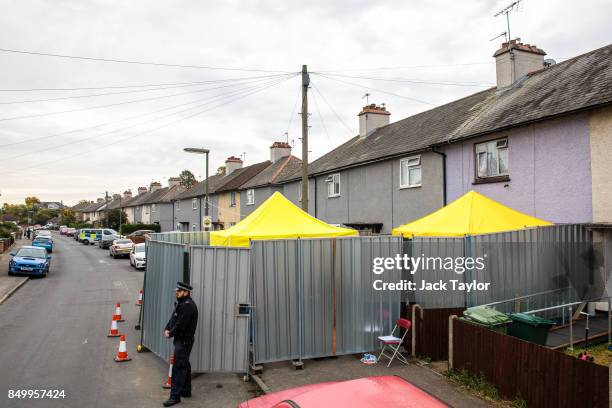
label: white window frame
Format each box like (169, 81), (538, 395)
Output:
(399, 155), (422, 189)
(230, 191), (236, 207)
(192, 198), (198, 210)
(475, 138), (509, 179)
(176, 201), (180, 211)
(192, 224), (197, 231)
(246, 189), (255, 206)
(326, 173), (341, 198)
(298, 181), (310, 202)
(151, 203), (156, 213)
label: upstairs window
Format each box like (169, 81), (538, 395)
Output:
(299, 181), (310, 202)
(476, 138), (509, 179)
(176, 201), (180, 211)
(399, 155), (422, 188)
(246, 189), (255, 205)
(151, 203), (156, 212)
(326, 174), (341, 198)
(192, 198), (198, 210)
(230, 191), (237, 207)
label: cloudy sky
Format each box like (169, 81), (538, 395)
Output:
(1, 0), (610, 205)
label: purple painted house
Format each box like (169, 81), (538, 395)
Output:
(433, 41), (612, 225)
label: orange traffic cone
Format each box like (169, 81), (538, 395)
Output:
(112, 302), (124, 322)
(136, 290), (143, 306)
(107, 319), (120, 337)
(162, 355), (174, 389)
(114, 334), (131, 362)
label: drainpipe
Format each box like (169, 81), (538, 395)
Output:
(313, 178), (318, 217)
(431, 148), (447, 206)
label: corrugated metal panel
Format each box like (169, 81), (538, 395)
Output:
(141, 240), (185, 362)
(252, 236), (403, 364)
(410, 225), (598, 314)
(150, 231), (209, 245)
(189, 246), (250, 373)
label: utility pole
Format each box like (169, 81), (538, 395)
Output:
(301, 64), (310, 212)
(104, 191), (109, 228)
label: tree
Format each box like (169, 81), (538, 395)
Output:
(179, 170), (197, 189)
(34, 209), (54, 225)
(217, 166), (226, 175)
(60, 208), (77, 225)
(25, 196), (41, 207)
(105, 209), (128, 231)
(78, 199), (93, 205)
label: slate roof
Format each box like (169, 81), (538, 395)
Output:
(71, 202), (93, 212)
(81, 201), (106, 212)
(216, 161), (272, 192)
(175, 173), (228, 200)
(241, 156), (302, 189)
(281, 43), (612, 181)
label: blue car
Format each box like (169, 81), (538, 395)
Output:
(32, 236), (53, 253)
(8, 246), (52, 277)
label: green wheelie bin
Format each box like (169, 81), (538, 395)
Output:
(508, 313), (554, 345)
(462, 307), (512, 334)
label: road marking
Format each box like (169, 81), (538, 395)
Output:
(82, 338), (88, 345)
(98, 260), (107, 264)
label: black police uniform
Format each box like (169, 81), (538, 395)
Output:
(165, 293), (198, 401)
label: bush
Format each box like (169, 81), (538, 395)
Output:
(120, 223), (161, 235)
(0, 222), (19, 238)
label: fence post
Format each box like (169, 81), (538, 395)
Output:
(411, 304), (422, 357)
(448, 315), (457, 371)
(569, 306), (574, 351)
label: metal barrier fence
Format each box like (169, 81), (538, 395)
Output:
(190, 245), (251, 372)
(141, 240), (186, 363)
(251, 236), (403, 364)
(410, 225), (600, 311)
(149, 231), (209, 245)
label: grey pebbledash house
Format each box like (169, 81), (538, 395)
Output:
(278, 40), (612, 234)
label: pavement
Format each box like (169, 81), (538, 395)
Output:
(0, 233), (255, 408)
(257, 355), (493, 407)
(0, 236), (29, 304)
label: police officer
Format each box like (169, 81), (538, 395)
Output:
(163, 282), (198, 407)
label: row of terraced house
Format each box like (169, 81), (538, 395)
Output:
(72, 41), (612, 243)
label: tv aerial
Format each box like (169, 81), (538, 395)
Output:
(494, 0), (523, 42)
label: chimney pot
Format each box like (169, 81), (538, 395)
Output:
(225, 156), (243, 175)
(493, 40), (546, 89)
(270, 141), (292, 163)
(357, 104), (391, 137)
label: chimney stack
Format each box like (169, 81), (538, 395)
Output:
(358, 104), (391, 137)
(112, 193), (121, 201)
(168, 177), (181, 187)
(123, 190), (132, 199)
(270, 141), (291, 163)
(493, 40), (546, 89)
(149, 181), (162, 192)
(225, 156), (243, 175)
(137, 186), (148, 195)
(97, 197), (105, 204)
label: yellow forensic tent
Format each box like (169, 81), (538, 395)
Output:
(210, 192), (358, 247)
(392, 190), (553, 238)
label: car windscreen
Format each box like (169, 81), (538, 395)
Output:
(16, 248), (47, 258)
(135, 245), (145, 253)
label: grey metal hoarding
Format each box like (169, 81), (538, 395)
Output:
(141, 240), (185, 363)
(410, 224), (600, 316)
(150, 231), (209, 245)
(189, 245), (250, 373)
(251, 236), (403, 364)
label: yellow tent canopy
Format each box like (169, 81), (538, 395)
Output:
(210, 192), (358, 247)
(392, 190), (553, 238)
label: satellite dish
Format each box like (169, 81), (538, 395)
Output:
(544, 59), (557, 67)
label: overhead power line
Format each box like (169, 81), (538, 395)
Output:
(1, 74), (296, 174)
(0, 47), (294, 73)
(0, 75), (295, 148)
(313, 73), (435, 107)
(0, 74), (288, 92)
(1, 75), (294, 161)
(316, 61), (494, 73)
(310, 82), (355, 136)
(313, 72), (494, 88)
(0, 74), (293, 122)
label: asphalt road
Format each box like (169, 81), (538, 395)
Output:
(0, 234), (254, 408)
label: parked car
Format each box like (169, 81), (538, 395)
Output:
(98, 229), (121, 249)
(74, 228), (82, 240)
(80, 228), (118, 245)
(34, 229), (52, 239)
(129, 243), (146, 269)
(8, 246), (52, 277)
(65, 227), (77, 237)
(109, 239), (134, 258)
(59, 226), (68, 235)
(127, 229), (155, 244)
(32, 236), (53, 252)
(238, 376), (449, 408)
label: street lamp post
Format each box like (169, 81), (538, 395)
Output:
(184, 148), (210, 231)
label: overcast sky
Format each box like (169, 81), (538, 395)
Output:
(0, 0), (610, 205)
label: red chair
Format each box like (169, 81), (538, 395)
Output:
(377, 318), (411, 367)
